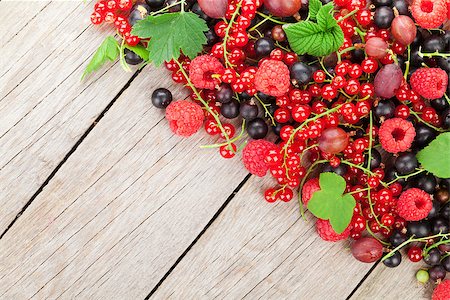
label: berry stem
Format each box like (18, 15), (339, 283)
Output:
(284, 104), (344, 149)
(337, 46), (356, 63)
(385, 169), (425, 186)
(409, 110), (447, 133)
(354, 27), (366, 43)
(319, 57), (333, 78)
(256, 12), (287, 25)
(423, 236), (450, 257)
(337, 9), (359, 23)
(254, 94), (276, 126)
(404, 45), (411, 80)
(174, 60), (233, 147)
(151, 0), (184, 15)
(119, 37), (132, 73)
(200, 119), (247, 149)
(222, 3), (242, 68)
(383, 233), (450, 261)
(418, 47), (450, 58)
(365, 223), (390, 246)
(444, 93), (450, 106)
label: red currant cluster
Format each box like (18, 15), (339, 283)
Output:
(90, 0), (140, 46)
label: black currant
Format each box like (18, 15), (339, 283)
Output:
(247, 118), (269, 139)
(374, 6), (394, 29)
(124, 49), (144, 65)
(413, 124), (437, 148)
(321, 163), (348, 176)
(395, 153), (418, 175)
(431, 97), (449, 111)
(441, 202), (450, 220)
(191, 3), (210, 22)
(442, 108), (450, 129)
(290, 62), (313, 85)
(373, 0), (392, 6)
(145, 0), (164, 8)
(364, 148), (382, 170)
(429, 266), (446, 281)
(374, 100), (395, 119)
(383, 251), (402, 268)
(414, 173), (437, 194)
(254, 37), (275, 58)
(216, 84), (233, 103)
(240, 101), (259, 121)
(389, 230), (407, 247)
(221, 100), (240, 119)
(151, 88), (172, 109)
(424, 249), (442, 266)
(204, 28), (219, 46)
(129, 4), (151, 26)
(407, 221), (431, 238)
(391, 0), (409, 15)
(431, 217), (449, 234)
(422, 35), (446, 53)
(427, 200), (441, 219)
(442, 255), (450, 272)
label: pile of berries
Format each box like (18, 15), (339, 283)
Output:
(90, 0), (450, 296)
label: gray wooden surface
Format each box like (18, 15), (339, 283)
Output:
(0, 1), (436, 299)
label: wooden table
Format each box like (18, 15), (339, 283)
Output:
(0, 1), (435, 299)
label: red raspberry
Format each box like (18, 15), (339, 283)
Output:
(316, 219), (351, 242)
(447, 0), (450, 19)
(410, 68), (449, 99)
(379, 118), (416, 154)
(396, 188), (432, 221)
(242, 140), (278, 177)
(189, 55), (224, 90)
(165, 101), (204, 137)
(302, 178), (320, 206)
(411, 0), (448, 29)
(433, 280), (450, 300)
(254, 59), (290, 97)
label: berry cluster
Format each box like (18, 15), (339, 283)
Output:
(90, 0), (450, 296)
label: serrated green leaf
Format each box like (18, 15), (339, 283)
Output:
(284, 5), (344, 57)
(317, 3), (335, 30)
(308, 0), (322, 21)
(307, 172), (356, 234)
(124, 44), (150, 62)
(132, 12), (208, 66)
(82, 36), (119, 80)
(417, 132), (450, 178)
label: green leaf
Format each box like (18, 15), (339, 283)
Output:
(308, 0), (322, 21)
(132, 12), (208, 66)
(124, 44), (150, 62)
(417, 132), (450, 178)
(82, 36), (119, 80)
(307, 172), (356, 234)
(284, 2), (344, 57)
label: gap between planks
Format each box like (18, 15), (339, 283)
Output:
(0, 68), (142, 239)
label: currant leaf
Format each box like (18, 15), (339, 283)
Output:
(307, 172), (356, 234)
(308, 0), (322, 21)
(82, 36), (120, 80)
(417, 132), (450, 178)
(124, 44), (150, 62)
(283, 3), (344, 57)
(132, 11), (208, 66)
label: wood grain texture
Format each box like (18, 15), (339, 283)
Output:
(0, 1), (136, 231)
(0, 65), (251, 299)
(350, 259), (439, 300)
(152, 175), (374, 299)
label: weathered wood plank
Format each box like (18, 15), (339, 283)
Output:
(350, 259), (436, 299)
(0, 1), (138, 231)
(0, 64), (251, 299)
(152, 175), (374, 299)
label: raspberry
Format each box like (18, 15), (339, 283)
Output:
(165, 100), (204, 137)
(410, 68), (449, 99)
(396, 188), (432, 221)
(316, 219), (351, 242)
(447, 0), (450, 19)
(254, 59), (290, 97)
(242, 140), (278, 177)
(411, 0), (448, 29)
(433, 280), (450, 300)
(189, 55), (224, 90)
(379, 118), (416, 154)
(302, 178), (320, 206)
